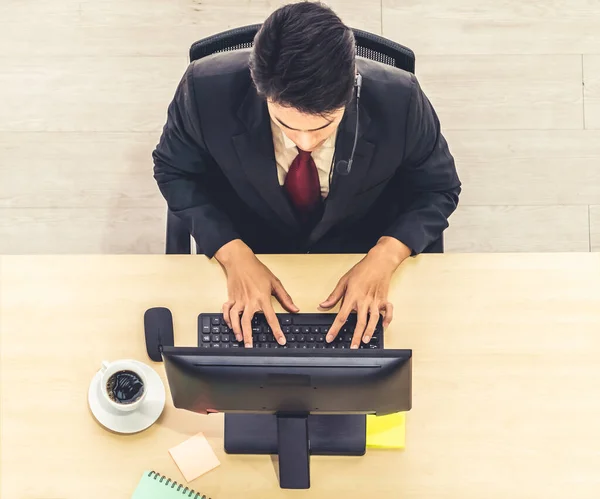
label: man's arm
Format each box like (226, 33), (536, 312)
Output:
(153, 64), (298, 346)
(321, 75), (461, 344)
(380, 74), (461, 256)
(152, 64), (240, 258)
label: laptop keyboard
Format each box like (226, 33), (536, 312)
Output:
(198, 313), (383, 349)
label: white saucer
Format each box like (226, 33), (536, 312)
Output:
(88, 360), (166, 434)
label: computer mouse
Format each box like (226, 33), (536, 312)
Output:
(144, 307), (175, 362)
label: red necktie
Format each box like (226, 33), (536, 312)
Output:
(283, 148), (322, 225)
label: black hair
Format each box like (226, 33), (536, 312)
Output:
(249, 1), (356, 116)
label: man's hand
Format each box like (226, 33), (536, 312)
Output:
(215, 239), (299, 347)
(319, 237), (411, 348)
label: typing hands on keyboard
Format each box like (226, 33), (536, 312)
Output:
(199, 313), (383, 350)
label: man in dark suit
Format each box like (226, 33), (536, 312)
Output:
(152, 2), (461, 349)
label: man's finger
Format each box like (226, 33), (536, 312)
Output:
(241, 308), (254, 348)
(382, 302), (394, 328)
(263, 305), (286, 345)
(272, 279), (300, 313)
(351, 304), (369, 349)
(222, 300), (234, 329)
(319, 278), (346, 309)
(362, 305), (380, 344)
(230, 305), (243, 342)
(326, 305), (351, 342)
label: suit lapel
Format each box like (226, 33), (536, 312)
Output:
(232, 87), (299, 230)
(308, 100), (375, 245)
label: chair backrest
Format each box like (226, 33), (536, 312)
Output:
(189, 24), (415, 73)
(165, 25), (443, 254)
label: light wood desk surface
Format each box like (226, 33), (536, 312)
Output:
(2, 254), (600, 499)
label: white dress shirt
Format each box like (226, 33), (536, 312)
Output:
(270, 119), (338, 198)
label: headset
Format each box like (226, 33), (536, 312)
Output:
(335, 72), (362, 176)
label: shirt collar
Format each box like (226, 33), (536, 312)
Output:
(280, 125), (297, 150)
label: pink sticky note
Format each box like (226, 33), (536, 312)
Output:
(169, 432), (221, 482)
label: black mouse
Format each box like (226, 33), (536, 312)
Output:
(144, 307), (175, 362)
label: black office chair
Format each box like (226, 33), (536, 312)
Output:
(165, 24), (443, 254)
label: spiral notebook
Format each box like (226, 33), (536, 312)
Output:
(131, 470), (211, 499)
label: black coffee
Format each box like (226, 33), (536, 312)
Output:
(106, 370), (144, 404)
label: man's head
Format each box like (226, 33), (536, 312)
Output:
(249, 1), (356, 152)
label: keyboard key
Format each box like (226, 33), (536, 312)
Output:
(265, 343), (272, 348)
(221, 317), (227, 325)
(231, 343), (240, 348)
(308, 335), (315, 342)
(288, 334), (296, 342)
(283, 326), (291, 334)
(298, 335), (305, 342)
(212, 334), (220, 342)
(302, 327), (311, 334)
(201, 343), (211, 348)
(252, 327), (261, 334)
(202, 335), (211, 343)
(221, 334), (230, 342)
(282, 317), (292, 325)
(330, 344), (337, 349)
(259, 334), (267, 343)
(211, 317), (220, 325)
(322, 327), (329, 335)
(287, 314), (330, 325)
(293, 327), (302, 334)
(337, 335), (344, 342)
(220, 326), (229, 333)
(311, 327), (320, 334)
(211, 326), (220, 334)
(316, 335), (324, 343)
(301, 344), (309, 349)
(267, 335), (275, 342)
(222, 343), (230, 349)
(212, 343), (220, 348)
(202, 317), (211, 334)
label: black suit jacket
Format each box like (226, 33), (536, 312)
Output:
(153, 50), (461, 258)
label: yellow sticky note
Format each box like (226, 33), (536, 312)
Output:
(366, 412), (406, 449)
(169, 432), (221, 482)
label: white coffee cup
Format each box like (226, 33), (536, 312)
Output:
(100, 360), (147, 412)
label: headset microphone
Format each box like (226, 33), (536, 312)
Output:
(335, 73), (362, 176)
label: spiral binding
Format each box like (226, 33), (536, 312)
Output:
(148, 471), (211, 499)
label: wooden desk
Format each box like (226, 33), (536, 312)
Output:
(2, 254), (600, 499)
